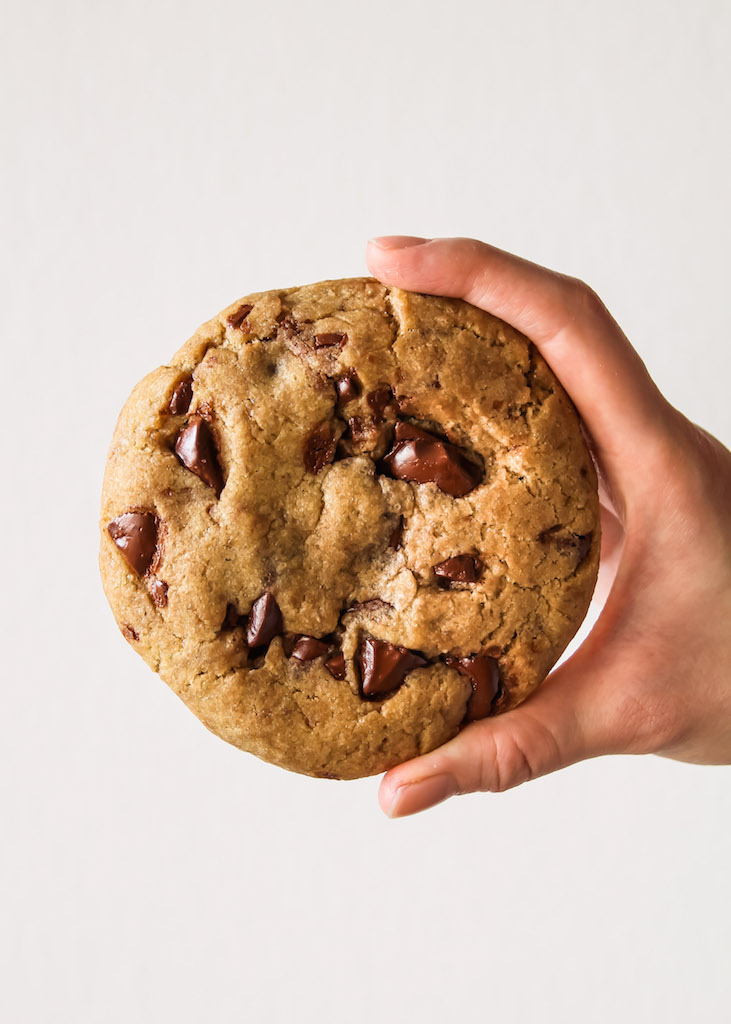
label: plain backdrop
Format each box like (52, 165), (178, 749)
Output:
(2, 1), (730, 1022)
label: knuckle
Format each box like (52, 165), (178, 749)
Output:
(561, 275), (610, 322)
(477, 720), (558, 793)
(456, 236), (485, 258)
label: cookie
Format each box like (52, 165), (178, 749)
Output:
(99, 278), (600, 779)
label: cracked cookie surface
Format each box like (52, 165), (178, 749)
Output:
(99, 278), (600, 779)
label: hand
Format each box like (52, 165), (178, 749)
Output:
(366, 236), (731, 818)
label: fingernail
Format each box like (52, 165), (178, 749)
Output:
(387, 773), (458, 818)
(368, 235), (430, 251)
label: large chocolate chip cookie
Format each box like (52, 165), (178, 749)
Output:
(99, 278), (600, 779)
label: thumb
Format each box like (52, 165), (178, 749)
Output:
(379, 646), (622, 817)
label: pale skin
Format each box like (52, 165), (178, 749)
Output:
(365, 236), (731, 818)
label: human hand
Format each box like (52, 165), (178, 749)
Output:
(366, 236), (731, 818)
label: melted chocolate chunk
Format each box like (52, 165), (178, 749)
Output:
(304, 423), (335, 474)
(335, 371), (361, 407)
(122, 624), (139, 642)
(149, 578), (168, 609)
(366, 387), (393, 423)
(324, 651), (346, 680)
(314, 332), (347, 349)
(433, 555), (483, 584)
(389, 515), (405, 550)
(107, 512), (159, 576)
(174, 416), (224, 494)
(290, 635), (330, 662)
(382, 422), (482, 497)
(227, 303), (254, 330)
(246, 592), (283, 648)
(168, 375), (193, 415)
(358, 636), (427, 699)
(445, 653), (500, 722)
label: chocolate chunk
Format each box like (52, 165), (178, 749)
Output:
(445, 653), (500, 722)
(358, 636), (427, 699)
(314, 332), (347, 349)
(122, 624), (139, 642)
(389, 515), (405, 550)
(382, 422), (482, 497)
(335, 371), (361, 407)
(325, 651), (346, 680)
(227, 303), (253, 330)
(149, 578), (168, 609)
(174, 416), (224, 494)
(304, 423), (335, 474)
(168, 375), (193, 415)
(433, 555), (483, 584)
(107, 512), (159, 576)
(290, 635), (330, 662)
(246, 592), (283, 648)
(366, 387), (393, 423)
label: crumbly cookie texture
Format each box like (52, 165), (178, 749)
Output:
(99, 278), (599, 779)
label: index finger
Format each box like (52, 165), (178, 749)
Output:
(366, 236), (673, 482)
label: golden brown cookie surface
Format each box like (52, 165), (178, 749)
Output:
(99, 278), (599, 778)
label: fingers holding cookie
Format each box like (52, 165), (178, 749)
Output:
(366, 236), (674, 489)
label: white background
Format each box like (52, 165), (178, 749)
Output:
(2, 1), (730, 1021)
